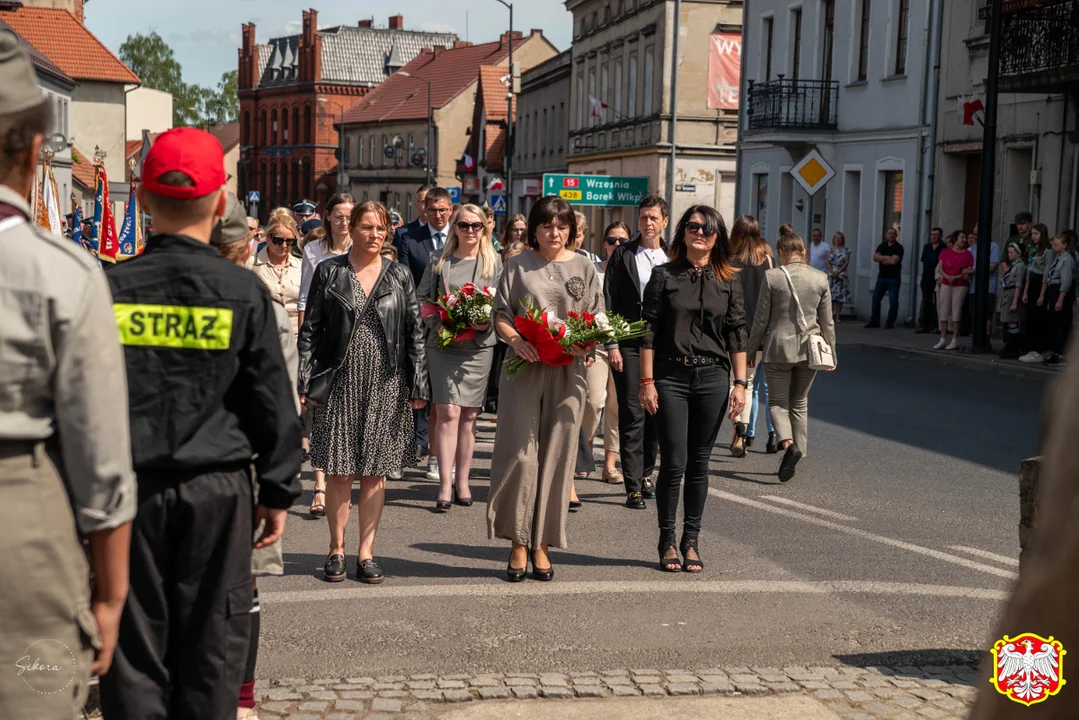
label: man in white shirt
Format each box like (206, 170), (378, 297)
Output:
(809, 229), (829, 273)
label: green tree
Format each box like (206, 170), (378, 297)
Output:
(119, 31), (203, 127)
(202, 70), (239, 126)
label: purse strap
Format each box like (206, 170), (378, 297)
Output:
(780, 266), (811, 340)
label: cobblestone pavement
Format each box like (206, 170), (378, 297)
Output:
(254, 663), (980, 719)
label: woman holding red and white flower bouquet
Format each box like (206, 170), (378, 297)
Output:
(418, 204), (503, 512)
(488, 196), (604, 582)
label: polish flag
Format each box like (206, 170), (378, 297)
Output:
(461, 153), (476, 172)
(588, 95), (608, 118)
(960, 94), (984, 126)
(488, 177), (505, 192)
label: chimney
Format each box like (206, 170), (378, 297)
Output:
(388, 14), (404, 30)
(453, 40), (473, 49)
(432, 45), (445, 58)
(358, 19), (373, 28)
(72, 0), (85, 24)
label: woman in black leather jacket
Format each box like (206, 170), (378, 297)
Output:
(298, 200), (429, 584)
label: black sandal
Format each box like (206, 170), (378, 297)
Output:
(356, 558), (385, 584)
(310, 489), (326, 517)
(323, 553), (346, 582)
(658, 534), (681, 573)
(680, 536), (703, 573)
(730, 422), (748, 458)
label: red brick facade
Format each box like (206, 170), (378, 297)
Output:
(237, 10), (369, 220)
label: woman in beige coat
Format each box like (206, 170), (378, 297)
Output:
(747, 225), (837, 482)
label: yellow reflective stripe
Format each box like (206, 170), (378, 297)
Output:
(114, 304), (234, 350)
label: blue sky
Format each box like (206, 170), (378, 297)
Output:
(86, 0), (573, 88)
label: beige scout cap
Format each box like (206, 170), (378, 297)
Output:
(0, 32), (47, 116)
(210, 192), (252, 247)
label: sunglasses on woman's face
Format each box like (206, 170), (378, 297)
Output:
(456, 221), (485, 232)
(271, 235), (297, 246)
(604, 236), (626, 246)
(685, 221), (710, 235)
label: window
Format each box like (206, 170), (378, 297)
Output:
(791, 8), (802, 81)
(359, 134), (365, 166)
(542, 108), (548, 153)
(243, 111), (251, 145)
(882, 170), (904, 244)
(604, 4), (611, 24)
(291, 162), (299, 202)
(822, 1), (835, 85)
(895, 0), (910, 75)
(293, 107), (300, 144)
(370, 135), (376, 167)
(762, 17), (774, 81)
(343, 136), (351, 168)
(643, 45), (654, 116)
(532, 110), (538, 156)
(588, 66), (596, 126)
(271, 109), (278, 145)
(261, 109), (267, 144)
(282, 107), (289, 144)
(754, 174), (769, 236)
(857, 0), (871, 81)
(559, 102), (565, 150)
(600, 61), (609, 124)
(577, 70), (585, 129)
(381, 134), (388, 166)
(406, 193), (412, 221)
(614, 57), (623, 118)
(627, 51), (638, 119)
(303, 164), (311, 203)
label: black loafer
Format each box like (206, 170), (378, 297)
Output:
(356, 558), (385, 584)
(641, 479), (655, 499)
(568, 500), (582, 513)
(766, 432), (778, 454)
(626, 492), (646, 510)
(778, 444), (803, 483)
(323, 553), (346, 583)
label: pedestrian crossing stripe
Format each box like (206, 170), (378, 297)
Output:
(113, 304), (233, 350)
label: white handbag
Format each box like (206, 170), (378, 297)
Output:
(781, 266), (835, 371)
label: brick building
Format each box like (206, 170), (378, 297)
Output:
(237, 9), (456, 219)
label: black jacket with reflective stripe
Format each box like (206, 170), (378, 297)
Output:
(105, 234), (302, 509)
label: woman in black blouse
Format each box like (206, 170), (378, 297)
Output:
(639, 205), (748, 574)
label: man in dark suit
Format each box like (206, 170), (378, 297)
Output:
(395, 186), (452, 472)
(393, 183), (433, 255)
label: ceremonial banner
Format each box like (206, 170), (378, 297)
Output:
(117, 179), (142, 259)
(707, 31), (741, 110)
(92, 163), (118, 262)
(71, 205), (84, 248)
(32, 164), (49, 230)
(44, 164), (62, 236)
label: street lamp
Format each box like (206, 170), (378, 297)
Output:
(397, 71), (433, 186)
(319, 98), (348, 194)
(492, 0), (514, 215)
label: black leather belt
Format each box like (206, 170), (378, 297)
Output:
(662, 355), (722, 367)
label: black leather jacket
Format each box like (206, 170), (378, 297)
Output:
(297, 255), (429, 401)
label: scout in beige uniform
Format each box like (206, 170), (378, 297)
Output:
(0, 35), (135, 720)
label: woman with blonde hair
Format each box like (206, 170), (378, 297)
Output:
(254, 208), (303, 336)
(747, 224), (836, 483)
(826, 232), (851, 322)
(727, 215), (776, 456)
(419, 204), (503, 511)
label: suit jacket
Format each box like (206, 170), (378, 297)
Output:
(396, 222), (443, 288)
(604, 238), (667, 348)
(393, 218), (423, 253)
(747, 260), (837, 365)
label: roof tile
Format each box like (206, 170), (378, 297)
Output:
(205, 123), (240, 152)
(341, 38), (523, 125)
(0, 7), (139, 84)
(71, 147), (96, 189)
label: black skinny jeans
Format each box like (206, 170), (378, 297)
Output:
(1047, 285), (1076, 355)
(654, 364), (730, 541)
(612, 346), (659, 494)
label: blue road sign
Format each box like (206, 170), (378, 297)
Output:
(247, 191), (261, 204)
(491, 193), (507, 215)
(447, 187), (462, 203)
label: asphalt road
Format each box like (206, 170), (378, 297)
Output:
(256, 345), (1048, 680)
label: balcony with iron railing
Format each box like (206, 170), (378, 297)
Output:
(746, 77), (839, 133)
(988, 0), (1079, 92)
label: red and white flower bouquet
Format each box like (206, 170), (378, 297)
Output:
(421, 282), (495, 349)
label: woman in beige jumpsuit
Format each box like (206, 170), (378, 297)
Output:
(488, 196), (603, 581)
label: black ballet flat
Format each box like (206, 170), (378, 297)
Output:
(568, 500), (583, 513)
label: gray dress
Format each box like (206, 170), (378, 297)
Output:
(997, 259), (1027, 323)
(418, 252), (503, 407)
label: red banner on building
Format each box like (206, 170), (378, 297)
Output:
(708, 32), (741, 110)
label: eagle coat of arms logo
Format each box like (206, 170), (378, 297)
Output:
(990, 633), (1066, 706)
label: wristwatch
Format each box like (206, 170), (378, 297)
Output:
(733, 379), (749, 388)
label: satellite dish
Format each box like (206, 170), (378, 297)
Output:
(410, 148), (427, 167)
(383, 144), (397, 159)
(392, 135), (404, 150)
(47, 133), (68, 153)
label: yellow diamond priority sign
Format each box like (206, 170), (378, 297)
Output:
(790, 150), (835, 197)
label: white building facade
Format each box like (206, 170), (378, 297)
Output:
(738, 0), (941, 321)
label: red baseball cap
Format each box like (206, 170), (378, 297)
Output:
(141, 127), (226, 199)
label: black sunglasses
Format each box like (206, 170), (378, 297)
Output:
(456, 221), (485, 232)
(685, 221), (712, 234)
(271, 235), (297, 246)
(604, 236), (627, 245)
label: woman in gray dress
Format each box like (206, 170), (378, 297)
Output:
(419, 204), (503, 512)
(489, 197), (602, 582)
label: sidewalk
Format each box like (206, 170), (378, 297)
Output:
(836, 321), (1062, 379)
(248, 664), (978, 720)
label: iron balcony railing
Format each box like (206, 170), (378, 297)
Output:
(746, 77), (839, 132)
(991, 0), (1079, 79)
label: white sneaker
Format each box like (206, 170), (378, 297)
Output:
(426, 458), (440, 481)
(945, 339), (959, 350)
(1018, 351), (1042, 363)
(933, 338), (947, 349)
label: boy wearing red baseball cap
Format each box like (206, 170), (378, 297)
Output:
(99, 127), (302, 720)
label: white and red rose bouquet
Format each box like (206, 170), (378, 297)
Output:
(504, 297), (648, 379)
(421, 282), (495, 349)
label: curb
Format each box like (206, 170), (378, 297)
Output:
(843, 342), (1061, 381)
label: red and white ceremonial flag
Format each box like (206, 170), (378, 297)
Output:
(588, 95), (608, 119)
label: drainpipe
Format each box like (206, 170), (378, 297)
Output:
(665, 0), (681, 243)
(733, 1), (748, 218)
(908, 0), (944, 325)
